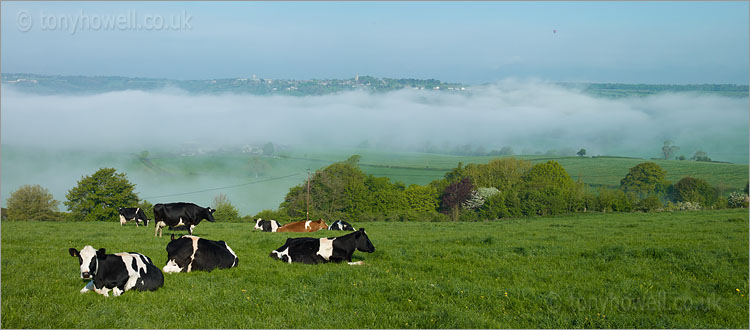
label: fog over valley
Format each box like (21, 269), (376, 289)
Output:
(2, 80), (748, 214)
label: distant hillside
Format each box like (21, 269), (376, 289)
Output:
(3, 73), (748, 98)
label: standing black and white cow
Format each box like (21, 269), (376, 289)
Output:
(118, 207), (149, 227)
(153, 202), (215, 237)
(163, 234), (238, 273)
(253, 218), (282, 232)
(68, 245), (164, 297)
(328, 220), (355, 231)
(269, 228), (375, 265)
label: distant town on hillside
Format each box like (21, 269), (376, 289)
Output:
(3, 73), (748, 98)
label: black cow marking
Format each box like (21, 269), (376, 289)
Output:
(68, 245), (163, 297)
(254, 218), (282, 232)
(118, 207), (149, 227)
(328, 220), (355, 231)
(269, 228), (375, 264)
(153, 202), (215, 237)
(163, 234), (238, 273)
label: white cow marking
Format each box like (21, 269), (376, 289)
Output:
(163, 259), (183, 273)
(186, 235), (199, 272)
(120, 215), (127, 226)
(305, 221), (311, 230)
(316, 237), (336, 260)
(271, 221), (279, 232)
(223, 242), (238, 267)
(272, 247), (292, 264)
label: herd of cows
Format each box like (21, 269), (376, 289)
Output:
(69, 202), (375, 297)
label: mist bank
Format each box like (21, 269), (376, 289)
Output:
(2, 80), (748, 214)
(2, 79), (748, 162)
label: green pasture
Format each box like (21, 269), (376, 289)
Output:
(2, 209), (748, 328)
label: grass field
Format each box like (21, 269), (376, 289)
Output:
(2, 209), (748, 328)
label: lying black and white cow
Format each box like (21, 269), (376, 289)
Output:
(118, 207), (149, 227)
(254, 218), (282, 232)
(269, 228), (375, 265)
(163, 234), (238, 273)
(328, 220), (355, 231)
(68, 246), (163, 297)
(153, 202), (215, 237)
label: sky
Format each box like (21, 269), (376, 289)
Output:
(2, 1), (749, 84)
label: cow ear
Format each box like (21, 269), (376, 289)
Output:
(96, 248), (107, 259)
(69, 248), (79, 257)
(359, 228), (365, 233)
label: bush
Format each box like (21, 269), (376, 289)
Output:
(5, 184), (61, 221)
(252, 209), (292, 222)
(595, 187), (634, 213)
(635, 196), (663, 212)
(727, 191), (749, 208)
(477, 192), (508, 220)
(666, 201), (702, 211)
(212, 193), (240, 222)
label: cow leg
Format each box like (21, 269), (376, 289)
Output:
(188, 225), (195, 235)
(80, 280), (95, 293)
(120, 215), (126, 226)
(94, 286), (110, 297)
(134, 220), (139, 227)
(112, 287), (124, 297)
(155, 221), (166, 237)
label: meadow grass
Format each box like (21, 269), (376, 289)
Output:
(2, 209), (748, 328)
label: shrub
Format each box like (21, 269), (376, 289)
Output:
(635, 196), (663, 212)
(595, 187), (634, 213)
(727, 191), (749, 208)
(477, 192), (508, 220)
(667, 201), (702, 211)
(462, 187), (500, 210)
(5, 184), (61, 221)
(212, 193), (240, 222)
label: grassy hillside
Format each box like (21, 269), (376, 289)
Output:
(2, 145), (747, 215)
(2, 209), (748, 328)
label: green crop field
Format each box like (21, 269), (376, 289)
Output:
(2, 209), (748, 328)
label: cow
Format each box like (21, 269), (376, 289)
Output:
(276, 219), (328, 233)
(118, 207), (149, 227)
(328, 220), (355, 231)
(163, 234), (238, 273)
(253, 218), (282, 232)
(68, 245), (163, 297)
(153, 202), (215, 237)
(269, 228), (375, 265)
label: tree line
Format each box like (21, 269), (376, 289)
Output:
(2, 157), (749, 222)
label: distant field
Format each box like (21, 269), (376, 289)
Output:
(2, 209), (748, 328)
(2, 145), (748, 215)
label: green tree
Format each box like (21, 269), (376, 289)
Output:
(619, 162), (670, 198)
(519, 161), (577, 216)
(669, 177), (718, 207)
(65, 168), (139, 222)
(691, 150), (711, 162)
(577, 149), (586, 157)
(5, 184), (61, 221)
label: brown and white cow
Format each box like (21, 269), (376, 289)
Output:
(276, 219), (328, 233)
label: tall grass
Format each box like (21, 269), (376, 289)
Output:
(2, 209), (748, 328)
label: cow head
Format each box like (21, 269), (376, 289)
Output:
(205, 207), (216, 222)
(69, 246), (106, 279)
(354, 228), (375, 253)
(254, 218), (264, 230)
(311, 219), (328, 231)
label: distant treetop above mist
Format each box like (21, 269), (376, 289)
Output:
(3, 73), (748, 98)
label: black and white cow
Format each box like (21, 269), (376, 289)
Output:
(269, 228), (375, 265)
(254, 218), (282, 232)
(118, 207), (149, 227)
(163, 234), (238, 273)
(153, 202), (215, 237)
(328, 220), (355, 231)
(68, 246), (163, 297)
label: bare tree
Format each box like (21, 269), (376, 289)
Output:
(661, 140), (680, 160)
